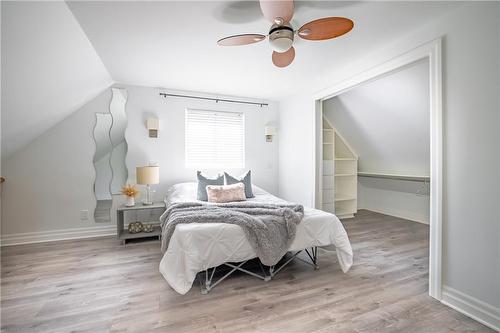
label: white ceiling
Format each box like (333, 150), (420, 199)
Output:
(67, 1), (460, 100)
(1, 1), (461, 159)
(1, 1), (113, 159)
(323, 59), (430, 175)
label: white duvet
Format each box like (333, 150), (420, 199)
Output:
(159, 183), (353, 294)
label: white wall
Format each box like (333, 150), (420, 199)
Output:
(2, 89), (112, 235)
(123, 85), (279, 203)
(1, 85), (278, 237)
(1, 1), (112, 159)
(323, 59), (430, 175)
(323, 59), (430, 223)
(279, 2), (500, 316)
(357, 178), (430, 224)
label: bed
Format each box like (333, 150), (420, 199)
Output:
(159, 182), (353, 294)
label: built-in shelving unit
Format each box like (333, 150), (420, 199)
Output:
(321, 117), (358, 219)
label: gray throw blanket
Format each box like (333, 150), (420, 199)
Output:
(159, 201), (304, 266)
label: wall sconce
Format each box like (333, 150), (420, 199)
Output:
(265, 125), (276, 142)
(147, 117), (160, 138)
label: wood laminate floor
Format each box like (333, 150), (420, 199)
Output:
(1, 210), (493, 333)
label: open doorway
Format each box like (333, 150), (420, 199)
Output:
(319, 58), (430, 222)
(312, 39), (442, 299)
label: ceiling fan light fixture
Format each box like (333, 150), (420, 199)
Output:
(269, 24), (294, 53)
(269, 36), (293, 53)
(217, 0), (354, 68)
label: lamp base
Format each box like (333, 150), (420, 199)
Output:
(142, 184), (154, 205)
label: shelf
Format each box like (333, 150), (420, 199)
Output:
(335, 196), (356, 202)
(322, 116), (358, 218)
(358, 172), (430, 182)
(336, 210), (355, 219)
(117, 202), (165, 211)
(118, 226), (161, 240)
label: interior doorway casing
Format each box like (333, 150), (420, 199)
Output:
(311, 38), (443, 300)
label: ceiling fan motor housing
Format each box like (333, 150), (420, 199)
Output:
(269, 23), (294, 53)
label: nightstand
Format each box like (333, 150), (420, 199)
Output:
(116, 202), (166, 244)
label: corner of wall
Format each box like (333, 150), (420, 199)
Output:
(442, 285), (500, 332)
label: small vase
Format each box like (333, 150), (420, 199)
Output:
(126, 196), (135, 207)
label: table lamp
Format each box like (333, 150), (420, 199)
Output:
(136, 166), (159, 205)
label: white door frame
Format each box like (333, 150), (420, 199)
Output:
(311, 38), (443, 300)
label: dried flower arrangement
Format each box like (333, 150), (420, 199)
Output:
(121, 184), (140, 198)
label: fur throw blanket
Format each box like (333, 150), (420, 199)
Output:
(159, 201), (304, 266)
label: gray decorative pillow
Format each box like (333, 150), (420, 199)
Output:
(197, 171), (224, 201)
(224, 170), (254, 198)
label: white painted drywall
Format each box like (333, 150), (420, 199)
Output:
(357, 178), (430, 224)
(1, 85), (278, 236)
(2, 89), (113, 234)
(123, 85), (279, 202)
(1, 1), (112, 159)
(279, 3), (500, 310)
(323, 59), (430, 223)
(323, 59), (430, 175)
(66, 1), (459, 100)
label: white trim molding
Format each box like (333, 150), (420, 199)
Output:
(358, 206), (429, 225)
(0, 225), (116, 246)
(311, 38), (443, 300)
(442, 286), (500, 332)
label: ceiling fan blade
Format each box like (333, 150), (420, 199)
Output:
(272, 47), (295, 68)
(298, 17), (354, 41)
(259, 0), (294, 24)
(217, 34), (266, 46)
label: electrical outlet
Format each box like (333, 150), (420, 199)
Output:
(80, 210), (89, 221)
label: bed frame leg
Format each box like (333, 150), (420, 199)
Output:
(198, 248), (320, 293)
(314, 246), (320, 270)
(259, 262), (271, 281)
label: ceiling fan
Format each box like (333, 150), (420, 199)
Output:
(217, 0), (354, 68)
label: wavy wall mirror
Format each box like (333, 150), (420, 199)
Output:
(93, 88), (128, 222)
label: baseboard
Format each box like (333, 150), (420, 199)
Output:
(0, 225), (116, 246)
(442, 285), (500, 332)
(358, 205), (429, 224)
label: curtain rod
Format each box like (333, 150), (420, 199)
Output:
(159, 92), (268, 107)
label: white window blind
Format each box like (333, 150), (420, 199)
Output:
(185, 109), (245, 169)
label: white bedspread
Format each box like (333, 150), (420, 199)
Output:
(159, 183), (353, 294)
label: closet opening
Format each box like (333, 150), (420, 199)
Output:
(319, 58), (430, 223)
(312, 39), (442, 300)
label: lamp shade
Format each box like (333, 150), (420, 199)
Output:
(265, 126), (276, 136)
(136, 166), (159, 185)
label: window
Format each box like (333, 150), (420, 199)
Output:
(185, 109), (245, 169)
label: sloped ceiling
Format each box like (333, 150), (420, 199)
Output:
(323, 59), (430, 175)
(1, 1), (460, 159)
(67, 1), (459, 100)
(1, 1), (113, 159)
